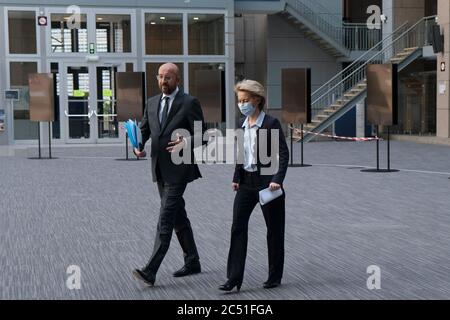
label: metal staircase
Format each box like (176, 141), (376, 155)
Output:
(296, 16), (436, 142)
(282, 0), (382, 58)
(283, 0), (348, 57)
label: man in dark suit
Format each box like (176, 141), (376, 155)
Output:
(132, 63), (206, 287)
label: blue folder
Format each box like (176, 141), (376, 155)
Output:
(124, 119), (142, 149)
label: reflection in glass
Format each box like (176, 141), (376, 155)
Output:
(145, 13), (183, 55)
(96, 15), (131, 53)
(51, 14), (88, 53)
(50, 63), (61, 139)
(125, 63), (134, 72)
(8, 10), (37, 54)
(189, 63), (225, 124)
(67, 66), (90, 139)
(97, 66), (119, 139)
(10, 62), (38, 140)
(188, 14), (224, 55)
(393, 70), (437, 135)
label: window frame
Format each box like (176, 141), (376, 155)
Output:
(4, 6), (41, 57)
(44, 7), (137, 58)
(141, 8), (228, 60)
(5, 57), (42, 144)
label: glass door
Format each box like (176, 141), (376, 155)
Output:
(95, 64), (121, 143)
(61, 62), (127, 143)
(62, 63), (94, 143)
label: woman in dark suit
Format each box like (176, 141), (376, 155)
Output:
(219, 80), (289, 292)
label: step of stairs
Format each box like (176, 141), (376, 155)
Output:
(403, 47), (419, 52)
(390, 57), (404, 63)
(396, 51), (411, 57)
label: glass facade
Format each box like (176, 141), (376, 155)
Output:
(189, 63), (225, 125)
(188, 14), (225, 55)
(96, 66), (119, 139)
(145, 13), (183, 55)
(8, 11), (37, 54)
(96, 14), (131, 53)
(9, 62), (39, 140)
(390, 61), (437, 136)
(51, 13), (88, 53)
(50, 63), (61, 139)
(4, 6), (228, 143)
(66, 66), (90, 139)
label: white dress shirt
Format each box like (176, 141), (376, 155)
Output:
(242, 111), (266, 172)
(159, 87), (179, 123)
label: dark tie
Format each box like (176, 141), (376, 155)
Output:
(160, 96), (169, 126)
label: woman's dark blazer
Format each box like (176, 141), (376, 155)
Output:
(232, 113), (289, 189)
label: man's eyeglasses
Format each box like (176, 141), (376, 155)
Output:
(156, 75), (174, 81)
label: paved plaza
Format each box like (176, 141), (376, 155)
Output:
(1, 140), (450, 299)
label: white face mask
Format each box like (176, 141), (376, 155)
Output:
(238, 102), (256, 117)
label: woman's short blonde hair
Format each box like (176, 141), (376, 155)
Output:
(234, 79), (266, 110)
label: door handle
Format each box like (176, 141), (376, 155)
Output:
(93, 111), (117, 117)
(64, 110), (95, 118)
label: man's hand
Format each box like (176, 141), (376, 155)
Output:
(133, 148), (147, 158)
(232, 183), (239, 191)
(269, 182), (281, 191)
(166, 133), (185, 153)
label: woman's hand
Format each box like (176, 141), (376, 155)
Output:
(269, 182), (281, 191)
(232, 183), (239, 191)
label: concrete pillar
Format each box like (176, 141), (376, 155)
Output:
(436, 0), (450, 138)
(0, 7), (9, 146)
(382, 0), (394, 40)
(226, 11), (236, 129)
(356, 99), (366, 137)
(382, 0), (425, 39)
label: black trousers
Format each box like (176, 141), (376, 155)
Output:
(142, 164), (200, 279)
(226, 171), (285, 283)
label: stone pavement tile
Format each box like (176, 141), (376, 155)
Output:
(0, 141), (449, 299)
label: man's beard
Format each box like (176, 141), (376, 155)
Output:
(161, 85), (174, 94)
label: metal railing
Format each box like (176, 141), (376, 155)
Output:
(285, 0), (346, 49)
(286, 0), (383, 53)
(288, 0), (342, 27)
(311, 21), (409, 105)
(309, 16), (436, 119)
(343, 23), (382, 51)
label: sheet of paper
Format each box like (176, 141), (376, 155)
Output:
(259, 187), (283, 206)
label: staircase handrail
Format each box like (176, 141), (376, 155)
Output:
(310, 16), (436, 118)
(312, 21), (409, 102)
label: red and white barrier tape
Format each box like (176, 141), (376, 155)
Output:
(291, 128), (382, 142)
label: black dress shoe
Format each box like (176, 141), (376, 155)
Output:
(132, 269), (155, 287)
(173, 264), (201, 277)
(263, 280), (281, 289)
(219, 279), (242, 292)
